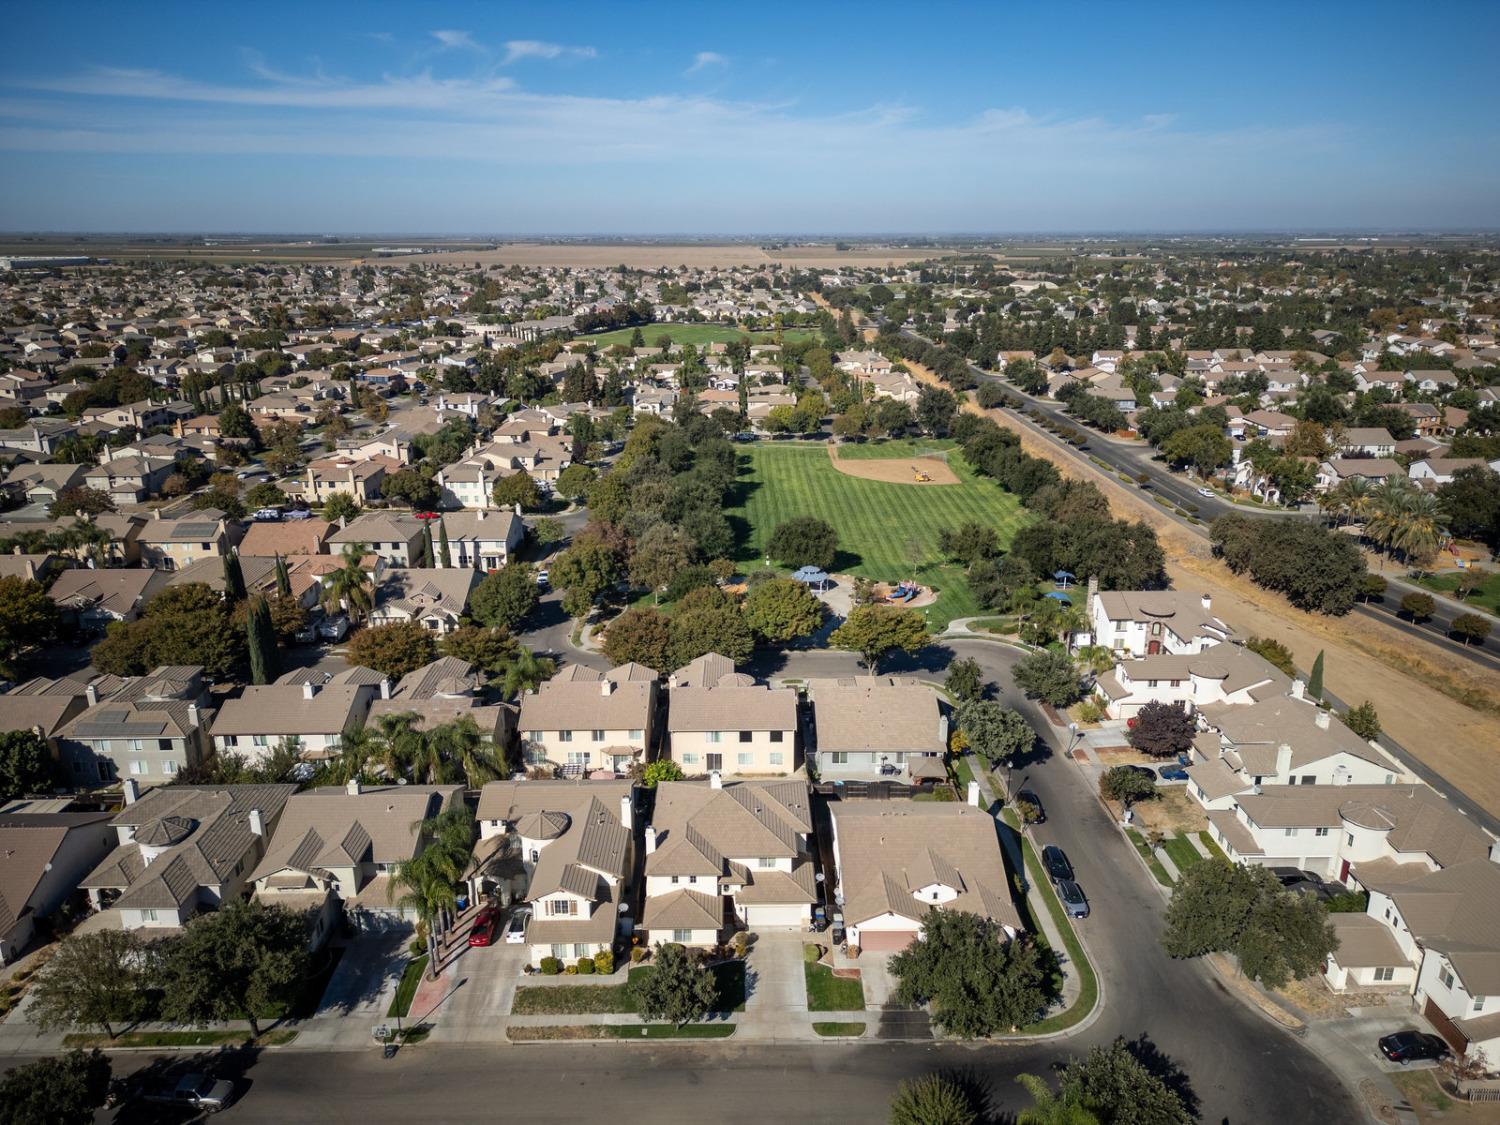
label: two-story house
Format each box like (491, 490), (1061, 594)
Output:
(0, 808), (117, 963)
(211, 674), (380, 764)
(1093, 643), (1288, 720)
(475, 779), (635, 964)
(328, 512), (426, 568)
(1084, 584), (1232, 656)
(806, 677), (946, 781)
(518, 663), (659, 776)
(367, 567), (479, 634)
(642, 775), (817, 944)
(436, 509), (524, 570)
(78, 782), (296, 932)
(55, 666), (214, 787)
(137, 509), (243, 571)
(665, 653), (799, 777)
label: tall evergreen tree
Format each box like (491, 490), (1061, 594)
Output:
(437, 519), (452, 569)
(222, 550), (246, 602)
(246, 595), (278, 685)
(273, 554), (292, 598)
(418, 524), (434, 568)
(1308, 649), (1324, 700)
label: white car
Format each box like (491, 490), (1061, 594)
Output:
(1197, 487), (1215, 498)
(317, 615), (350, 642)
(503, 905), (531, 944)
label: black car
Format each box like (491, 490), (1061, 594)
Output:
(1041, 844), (1073, 884)
(1270, 867), (1336, 901)
(1014, 790), (1045, 824)
(1379, 1030), (1448, 1065)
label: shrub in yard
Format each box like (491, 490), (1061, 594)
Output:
(564, 964), (578, 975)
(575, 957), (595, 975)
(1012, 794), (1043, 824)
(1325, 891), (1370, 914)
(630, 947), (648, 964)
(594, 949), (614, 975)
(539, 957), (560, 975)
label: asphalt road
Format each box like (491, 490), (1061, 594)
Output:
(905, 330), (1499, 669)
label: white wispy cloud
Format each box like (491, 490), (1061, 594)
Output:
(431, 29), (482, 52)
(686, 51), (727, 74)
(503, 40), (597, 64)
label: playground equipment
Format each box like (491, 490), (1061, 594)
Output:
(887, 581), (920, 604)
(912, 466), (933, 482)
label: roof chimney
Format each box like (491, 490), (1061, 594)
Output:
(644, 825), (657, 854)
(347, 778), (362, 796)
(85, 682), (99, 706)
(248, 808), (265, 837)
(620, 793), (633, 832)
(601, 679), (614, 696)
(188, 703), (200, 727)
(123, 777), (139, 805)
(1275, 742), (1293, 778)
(475, 508), (485, 521)
(302, 681), (317, 700)
(513, 502), (522, 516)
(967, 779), (981, 807)
(380, 678), (391, 700)
(709, 770), (722, 790)
(1200, 594), (1212, 612)
(1290, 678), (1305, 700)
(1315, 709), (1331, 730)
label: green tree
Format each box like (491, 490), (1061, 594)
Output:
(602, 607), (673, 671)
(944, 657), (984, 703)
(1307, 650), (1324, 700)
(830, 604), (928, 674)
(1100, 764), (1157, 807)
(157, 901), (312, 1036)
(1126, 701), (1196, 758)
(1056, 1039), (1192, 1125)
(389, 806), (475, 977)
(499, 645), (555, 698)
(439, 624), (518, 676)
(321, 544), (374, 622)
(0, 575), (61, 676)
(437, 519), (452, 568)
(890, 910), (1051, 1037)
(1161, 423), (1231, 475)
(245, 593), (279, 685)
(552, 539), (622, 619)
(27, 931), (150, 1038)
(0, 729), (54, 802)
(1399, 591), (1435, 622)
(1015, 1074), (1099, 1125)
(273, 554), (293, 598)
(468, 563), (539, 630)
(1012, 650), (1082, 706)
(889, 1074), (980, 1125)
(47, 487), (113, 520)
(531, 516), (565, 546)
(322, 491), (361, 524)
(346, 621), (438, 677)
(91, 583), (245, 680)
(1452, 612), (1493, 646)
(1357, 574), (1388, 603)
(1246, 636), (1296, 676)
(630, 942), (717, 1027)
(1340, 701), (1382, 741)
(668, 586), (754, 669)
(246, 481), (288, 510)
(381, 468), (439, 511)
(937, 522), (1001, 570)
(957, 701), (1032, 767)
(630, 524), (696, 602)
(767, 517), (839, 570)
(0, 1049), (112, 1125)
(492, 471), (542, 511)
(742, 578), (824, 643)
(555, 463), (597, 503)
(641, 758), (685, 787)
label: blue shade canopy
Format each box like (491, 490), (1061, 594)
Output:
(1045, 592), (1072, 603)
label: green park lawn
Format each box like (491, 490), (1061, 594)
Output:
(833, 437), (957, 460)
(1413, 570), (1500, 617)
(726, 442), (1032, 629)
(584, 322), (819, 347)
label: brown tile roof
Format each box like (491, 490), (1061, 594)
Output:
(808, 678), (942, 754)
(239, 519), (333, 556)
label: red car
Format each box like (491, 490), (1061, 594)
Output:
(467, 907), (501, 947)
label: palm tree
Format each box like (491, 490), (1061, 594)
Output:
(1015, 1074), (1100, 1125)
(321, 543), (373, 622)
(1391, 490), (1447, 570)
(428, 716), (504, 788)
(1073, 644), (1115, 681)
(501, 645), (556, 699)
(1365, 479), (1414, 567)
(1335, 474), (1373, 529)
(366, 712), (427, 779)
(388, 806), (475, 980)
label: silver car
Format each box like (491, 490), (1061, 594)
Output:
(146, 1073), (235, 1113)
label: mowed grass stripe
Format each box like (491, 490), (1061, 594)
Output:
(728, 444), (1031, 628)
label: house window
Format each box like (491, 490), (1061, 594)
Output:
(551, 944), (567, 959)
(558, 730), (573, 742)
(130, 760), (146, 776)
(1475, 996), (1487, 1012)
(769, 752), (784, 767)
(128, 738), (143, 752)
(573, 944), (589, 958)
(769, 730), (784, 743)
(629, 729), (643, 740)
(592, 730), (604, 742)
(706, 731), (722, 744)
(738, 731), (752, 743)
(1284, 828), (1298, 837)
(158, 739), (173, 752)
(671, 929), (693, 943)
(1374, 967), (1395, 982)
(1300, 775), (1315, 785)
(757, 857), (776, 869)
(162, 760), (176, 775)
(1347, 833), (1355, 846)
(828, 752), (848, 764)
(566, 751), (590, 767)
(682, 753), (699, 765)
(253, 735), (268, 748)
(671, 876), (680, 885)
(1147, 680), (1158, 688)
(1314, 827), (1328, 837)
(1439, 967), (1455, 989)
(737, 753), (752, 766)
(546, 899), (577, 917)
(141, 909), (158, 922)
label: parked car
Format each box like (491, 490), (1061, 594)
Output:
(1057, 879), (1090, 918)
(252, 507), (282, 522)
(285, 508), (314, 521)
(1014, 789), (1045, 824)
(317, 614), (350, 642)
(1041, 844), (1073, 884)
(468, 907), (501, 947)
(503, 904), (532, 944)
(1158, 765), (1189, 782)
(536, 569), (549, 589)
(1378, 1030), (1448, 1065)
(1270, 867), (1335, 901)
(1197, 486), (1215, 498)
(292, 619), (320, 644)
(143, 1073), (235, 1113)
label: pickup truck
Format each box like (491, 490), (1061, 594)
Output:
(143, 1073), (235, 1113)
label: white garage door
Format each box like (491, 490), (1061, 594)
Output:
(743, 904), (808, 929)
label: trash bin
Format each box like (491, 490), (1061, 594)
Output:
(456, 894), (468, 911)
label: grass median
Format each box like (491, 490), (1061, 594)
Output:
(387, 954), (428, 1019)
(1016, 833), (1099, 1036)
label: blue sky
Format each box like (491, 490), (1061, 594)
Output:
(2, 0), (1497, 234)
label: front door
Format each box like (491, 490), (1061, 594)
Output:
(706, 753), (723, 772)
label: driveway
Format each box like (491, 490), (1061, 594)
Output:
(425, 909), (528, 1044)
(739, 931), (810, 1040)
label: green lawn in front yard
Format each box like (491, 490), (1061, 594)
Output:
(506, 1023), (736, 1041)
(1125, 829), (1174, 887)
(511, 961), (746, 1015)
(804, 955), (866, 1011)
(387, 955), (428, 1019)
(1198, 831), (1227, 860)
(812, 1021), (866, 1037)
(1412, 570), (1500, 617)
(62, 1029), (297, 1049)
(726, 442), (1032, 629)
(1159, 835), (1205, 874)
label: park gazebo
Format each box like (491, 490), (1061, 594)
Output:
(792, 565), (831, 592)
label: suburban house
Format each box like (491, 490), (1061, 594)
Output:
(250, 781), (464, 940)
(239, 518), (334, 558)
(1085, 585), (1233, 656)
(47, 568), (168, 631)
(0, 675), (95, 756)
(137, 509), (243, 571)
(641, 775), (818, 946)
(666, 653), (799, 777)
(211, 676), (380, 764)
(1186, 689), (1410, 810)
(78, 782), (296, 932)
(475, 779), (635, 964)
(1337, 427), (1397, 458)
(301, 456), (394, 505)
(83, 455), (176, 504)
(1315, 458), (1406, 492)
(367, 567), (479, 634)
(54, 666), (214, 787)
(366, 656), (515, 746)
(518, 663), (659, 776)
(0, 808), (117, 963)
(830, 797), (1021, 954)
(328, 512), (426, 567)
(435, 509), (525, 570)
(1409, 457), (1500, 486)
(1093, 643), (1288, 720)
(806, 678), (946, 781)
(2, 462), (87, 507)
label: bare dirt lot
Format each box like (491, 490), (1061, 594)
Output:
(827, 445), (959, 485)
(905, 362), (1500, 821)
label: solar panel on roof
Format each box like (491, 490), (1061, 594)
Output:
(174, 523), (218, 537)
